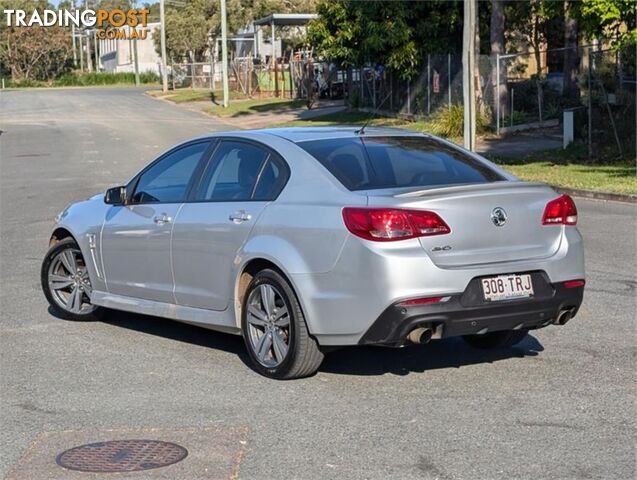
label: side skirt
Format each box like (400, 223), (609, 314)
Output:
(91, 291), (241, 335)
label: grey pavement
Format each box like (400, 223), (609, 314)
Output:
(476, 130), (563, 156)
(0, 88), (635, 480)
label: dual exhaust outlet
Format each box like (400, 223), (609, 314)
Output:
(407, 307), (576, 345)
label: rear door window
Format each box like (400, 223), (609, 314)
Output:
(298, 136), (504, 191)
(194, 140), (288, 201)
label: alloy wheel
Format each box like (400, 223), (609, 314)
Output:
(246, 284), (291, 368)
(47, 247), (95, 314)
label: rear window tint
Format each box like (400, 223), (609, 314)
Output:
(298, 136), (504, 191)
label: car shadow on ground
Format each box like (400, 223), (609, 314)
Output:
(319, 336), (544, 376)
(71, 308), (544, 377)
(96, 309), (250, 360)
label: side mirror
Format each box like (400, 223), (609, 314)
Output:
(104, 186), (126, 205)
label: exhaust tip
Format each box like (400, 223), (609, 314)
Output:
(555, 309), (573, 326)
(408, 327), (433, 344)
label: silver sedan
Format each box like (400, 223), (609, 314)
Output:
(41, 127), (585, 379)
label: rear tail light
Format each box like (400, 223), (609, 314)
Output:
(563, 279), (585, 288)
(397, 296), (448, 307)
(542, 195), (578, 225)
(342, 207), (450, 241)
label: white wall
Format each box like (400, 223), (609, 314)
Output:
(98, 22), (161, 74)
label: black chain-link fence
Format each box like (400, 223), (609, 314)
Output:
(170, 45), (635, 161)
(585, 48), (636, 160)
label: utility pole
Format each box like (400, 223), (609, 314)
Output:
(79, 34), (84, 71)
(85, 32), (92, 72)
(133, 36), (140, 86)
(93, 30), (99, 71)
(220, 0), (229, 107)
(159, 0), (168, 92)
(462, 0), (477, 151)
(84, 0), (92, 72)
(71, 23), (77, 67)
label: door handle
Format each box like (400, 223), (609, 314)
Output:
(229, 210), (251, 223)
(153, 213), (172, 225)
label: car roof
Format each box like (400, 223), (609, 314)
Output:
(200, 126), (426, 144)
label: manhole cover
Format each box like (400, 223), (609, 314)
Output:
(55, 439), (188, 473)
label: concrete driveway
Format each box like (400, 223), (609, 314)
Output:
(0, 88), (635, 480)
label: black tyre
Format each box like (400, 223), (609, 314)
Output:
(241, 269), (323, 379)
(41, 238), (102, 321)
(462, 329), (528, 349)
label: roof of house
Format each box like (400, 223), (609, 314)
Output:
(252, 13), (318, 27)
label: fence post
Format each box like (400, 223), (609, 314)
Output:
(289, 57), (294, 99)
(587, 50), (593, 159)
(510, 88), (514, 127)
(360, 66), (364, 106)
(209, 54), (213, 90)
(407, 80), (411, 115)
(448, 53), (451, 110)
(373, 68), (376, 109)
(427, 54), (431, 115)
(496, 53), (500, 135)
(170, 58), (175, 90)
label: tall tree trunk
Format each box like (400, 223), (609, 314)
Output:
(532, 7), (544, 123)
(474, 1), (484, 115)
(490, 0), (507, 123)
(563, 0), (579, 101)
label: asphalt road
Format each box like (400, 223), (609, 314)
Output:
(1, 88), (635, 480)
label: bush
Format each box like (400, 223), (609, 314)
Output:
(426, 104), (489, 137)
(502, 110), (528, 126)
(5, 78), (44, 88)
(54, 71), (159, 86)
(4, 71), (160, 88)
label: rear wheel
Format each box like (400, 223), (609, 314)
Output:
(241, 269), (323, 379)
(41, 238), (102, 321)
(462, 329), (528, 349)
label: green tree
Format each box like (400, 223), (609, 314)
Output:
(157, 0), (216, 62)
(0, 0), (73, 81)
(575, 0), (637, 48)
(308, 0), (462, 80)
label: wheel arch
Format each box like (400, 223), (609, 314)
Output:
(233, 257), (310, 332)
(49, 227), (77, 247)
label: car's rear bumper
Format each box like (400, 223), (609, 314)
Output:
(292, 227), (584, 346)
(358, 273), (584, 346)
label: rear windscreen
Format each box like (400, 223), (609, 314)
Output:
(298, 136), (504, 191)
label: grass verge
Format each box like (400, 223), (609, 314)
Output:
(488, 147), (636, 195)
(6, 72), (159, 87)
(203, 98), (306, 117)
(147, 88), (248, 103)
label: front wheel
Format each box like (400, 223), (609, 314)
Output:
(462, 329), (528, 349)
(241, 269), (323, 379)
(41, 238), (102, 321)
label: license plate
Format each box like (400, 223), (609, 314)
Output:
(481, 274), (534, 301)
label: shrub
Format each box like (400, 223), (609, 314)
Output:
(425, 104), (489, 137)
(506, 110), (528, 125)
(6, 78), (43, 88)
(54, 71), (159, 86)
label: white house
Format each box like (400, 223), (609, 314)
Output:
(98, 22), (162, 74)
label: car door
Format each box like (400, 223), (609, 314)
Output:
(101, 140), (212, 303)
(172, 139), (289, 311)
